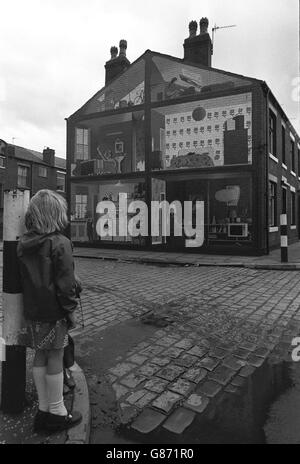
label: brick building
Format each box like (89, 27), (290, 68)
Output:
(0, 142), (66, 237)
(66, 18), (300, 255)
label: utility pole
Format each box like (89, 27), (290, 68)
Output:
(0, 139), (30, 413)
(1, 189), (30, 413)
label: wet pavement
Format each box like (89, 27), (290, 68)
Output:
(1, 254), (300, 443)
(70, 258), (300, 444)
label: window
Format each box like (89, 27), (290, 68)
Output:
(282, 126), (286, 164)
(269, 109), (277, 157)
(298, 147), (300, 176)
(291, 139), (295, 172)
(75, 194), (88, 219)
(269, 181), (277, 226)
(38, 166), (47, 178)
(282, 186), (287, 214)
(17, 165), (30, 188)
(291, 191), (296, 225)
(57, 172), (66, 192)
(0, 157), (5, 168)
(75, 128), (89, 160)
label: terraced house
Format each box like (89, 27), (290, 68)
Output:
(0, 142), (66, 238)
(66, 18), (300, 255)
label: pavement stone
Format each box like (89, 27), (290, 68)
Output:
(138, 363), (161, 378)
(131, 408), (166, 434)
(196, 380), (222, 398)
(164, 347), (184, 358)
(162, 407), (196, 434)
(187, 345), (209, 358)
(209, 365), (236, 386)
(156, 365), (185, 382)
(152, 391), (182, 414)
(174, 354), (198, 368)
(168, 378), (195, 396)
(144, 378), (170, 394)
(109, 362), (136, 378)
(182, 367), (208, 384)
(184, 394), (210, 414)
(223, 356), (247, 371)
(120, 373), (147, 389)
(196, 357), (220, 372)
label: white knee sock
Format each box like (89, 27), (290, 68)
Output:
(33, 366), (49, 412)
(46, 372), (67, 416)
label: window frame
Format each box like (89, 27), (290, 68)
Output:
(75, 127), (90, 161)
(269, 109), (277, 158)
(17, 164), (30, 188)
(269, 180), (277, 227)
(38, 165), (48, 178)
(291, 190), (296, 226)
(56, 171), (66, 192)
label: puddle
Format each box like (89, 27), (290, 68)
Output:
(121, 358), (294, 444)
(264, 361), (300, 444)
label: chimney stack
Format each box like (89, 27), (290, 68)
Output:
(183, 17), (213, 67)
(105, 40), (130, 85)
(43, 147), (55, 166)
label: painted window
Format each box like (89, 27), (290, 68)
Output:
(75, 128), (89, 160)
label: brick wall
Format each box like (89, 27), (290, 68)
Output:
(267, 98), (300, 249)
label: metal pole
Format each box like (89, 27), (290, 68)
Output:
(1, 189), (30, 413)
(280, 213), (288, 263)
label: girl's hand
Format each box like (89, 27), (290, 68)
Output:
(66, 313), (77, 330)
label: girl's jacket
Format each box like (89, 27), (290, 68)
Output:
(17, 231), (78, 322)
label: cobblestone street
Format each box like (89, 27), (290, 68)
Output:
(70, 257), (300, 443)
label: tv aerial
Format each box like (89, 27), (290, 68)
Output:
(212, 24), (237, 50)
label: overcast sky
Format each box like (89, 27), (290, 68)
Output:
(1, 0), (299, 156)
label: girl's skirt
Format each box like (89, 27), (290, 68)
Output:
(20, 319), (69, 350)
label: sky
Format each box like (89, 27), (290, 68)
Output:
(0, 0), (299, 157)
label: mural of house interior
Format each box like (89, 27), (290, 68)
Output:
(151, 93), (252, 170)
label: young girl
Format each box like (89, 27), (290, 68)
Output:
(17, 189), (82, 432)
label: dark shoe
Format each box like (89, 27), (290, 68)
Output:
(44, 411), (82, 432)
(64, 369), (76, 390)
(33, 410), (49, 432)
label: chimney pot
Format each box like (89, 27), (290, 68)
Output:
(119, 39), (127, 57)
(189, 20), (198, 38)
(199, 17), (209, 34)
(110, 46), (118, 59)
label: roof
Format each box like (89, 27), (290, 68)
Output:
(8, 144), (66, 170)
(67, 49), (261, 120)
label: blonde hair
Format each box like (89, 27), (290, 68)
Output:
(25, 189), (68, 234)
